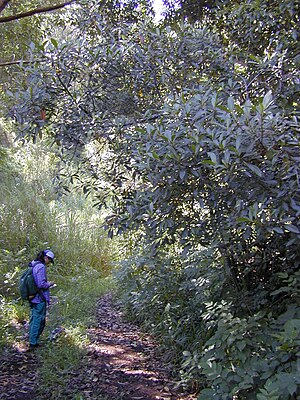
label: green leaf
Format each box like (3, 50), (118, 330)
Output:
(211, 93), (218, 108)
(236, 340), (247, 352)
(182, 357), (192, 368)
(283, 224), (299, 233)
(50, 38), (58, 49)
(237, 217), (252, 223)
(179, 170), (186, 180)
(263, 90), (273, 109)
(162, 130), (172, 142)
(223, 149), (230, 163)
(245, 163), (263, 177)
(198, 388), (215, 400)
(272, 227), (284, 234)
(271, 287), (290, 296)
(207, 152), (217, 163)
(236, 136), (242, 152)
(227, 96), (234, 111)
(202, 160), (216, 165)
(284, 319), (300, 334)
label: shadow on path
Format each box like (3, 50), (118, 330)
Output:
(67, 293), (197, 400)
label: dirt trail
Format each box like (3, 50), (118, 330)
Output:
(0, 348), (37, 399)
(0, 293), (197, 400)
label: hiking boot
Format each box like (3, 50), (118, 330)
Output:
(29, 343), (39, 350)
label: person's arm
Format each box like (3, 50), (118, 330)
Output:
(35, 264), (51, 290)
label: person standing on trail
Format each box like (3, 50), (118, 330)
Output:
(28, 249), (55, 349)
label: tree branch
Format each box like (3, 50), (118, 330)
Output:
(0, 0), (11, 14)
(0, 0), (76, 23)
(0, 58), (46, 67)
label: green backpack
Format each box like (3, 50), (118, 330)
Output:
(19, 263), (38, 300)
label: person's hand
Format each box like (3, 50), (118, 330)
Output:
(49, 281), (55, 287)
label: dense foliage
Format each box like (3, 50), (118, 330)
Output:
(0, 97), (114, 399)
(0, 122), (113, 353)
(1, 0), (300, 398)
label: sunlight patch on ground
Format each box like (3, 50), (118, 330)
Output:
(123, 369), (159, 377)
(90, 343), (125, 355)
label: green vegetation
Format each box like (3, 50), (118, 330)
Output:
(0, 0), (299, 399)
(35, 271), (112, 399)
(0, 126), (115, 396)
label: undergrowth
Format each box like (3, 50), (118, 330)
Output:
(114, 244), (300, 400)
(0, 134), (117, 398)
(34, 270), (114, 399)
(0, 265), (115, 398)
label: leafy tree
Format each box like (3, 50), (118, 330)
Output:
(0, 0), (74, 64)
(6, 0), (300, 295)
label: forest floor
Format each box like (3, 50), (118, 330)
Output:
(0, 293), (198, 400)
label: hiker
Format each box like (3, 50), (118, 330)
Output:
(28, 249), (55, 349)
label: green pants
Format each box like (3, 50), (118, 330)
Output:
(29, 302), (46, 345)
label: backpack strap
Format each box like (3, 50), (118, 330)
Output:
(31, 262), (47, 303)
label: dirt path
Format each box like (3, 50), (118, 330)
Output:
(0, 347), (37, 400)
(0, 293), (197, 400)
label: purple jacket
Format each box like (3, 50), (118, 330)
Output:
(30, 260), (51, 304)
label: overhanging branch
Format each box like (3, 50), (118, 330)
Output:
(0, 0), (76, 23)
(0, 0), (11, 14)
(0, 58), (46, 67)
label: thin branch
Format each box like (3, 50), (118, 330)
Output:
(0, 58), (46, 67)
(55, 69), (93, 118)
(0, 0), (11, 14)
(0, 0), (76, 23)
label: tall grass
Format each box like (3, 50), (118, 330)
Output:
(0, 134), (116, 354)
(0, 137), (114, 270)
(0, 129), (118, 397)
